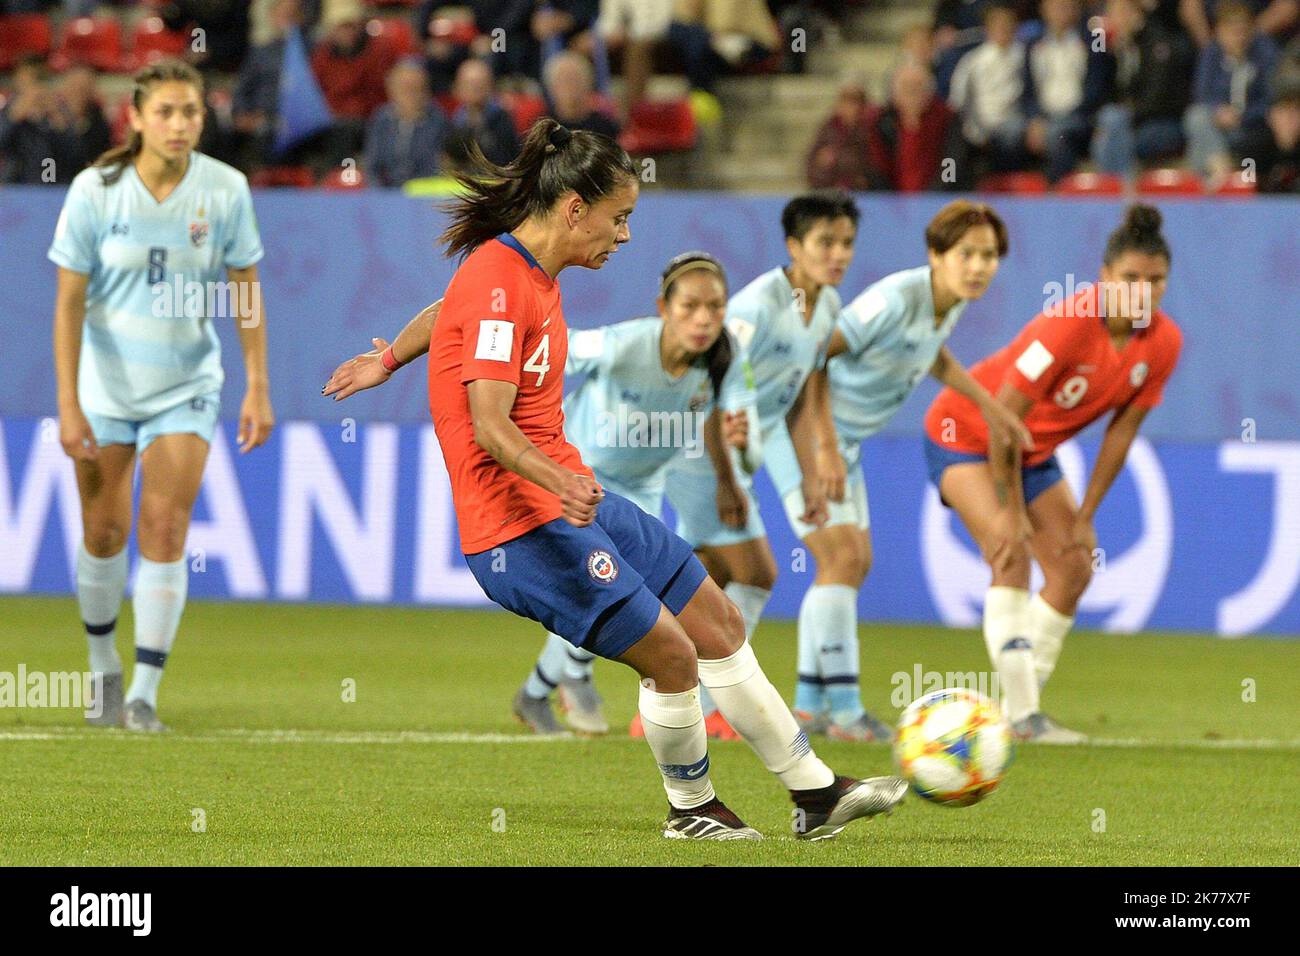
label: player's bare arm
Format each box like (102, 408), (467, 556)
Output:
(931, 346), (1033, 451)
(823, 326), (849, 361)
(229, 264), (273, 453)
(466, 378), (602, 527)
(322, 298), (444, 400)
(704, 408), (748, 529)
(804, 367), (846, 502)
(53, 266), (97, 462)
(785, 378), (830, 527)
(1068, 402), (1149, 557)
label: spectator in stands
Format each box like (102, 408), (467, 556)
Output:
(900, 23), (936, 69)
(0, 56), (57, 184)
(1019, 0), (1116, 181)
(543, 50), (619, 137)
(157, 0), (252, 72)
(232, 0), (304, 169)
(1091, 0), (1197, 173)
(365, 59), (449, 187)
(1237, 81), (1300, 189)
(1180, 0), (1299, 47)
(311, 0), (396, 122)
(472, 0), (600, 82)
(589, 0), (673, 116)
(1184, 0), (1279, 179)
(805, 74), (875, 191)
(47, 64), (111, 184)
(668, 0), (782, 95)
(948, 2), (1028, 171)
(868, 60), (971, 191)
(414, 2), (476, 94)
(448, 57), (521, 165)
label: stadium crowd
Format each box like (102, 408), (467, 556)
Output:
(2, 0), (1298, 192)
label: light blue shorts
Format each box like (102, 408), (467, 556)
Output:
(592, 470), (663, 519)
(663, 461), (766, 549)
(85, 392), (221, 454)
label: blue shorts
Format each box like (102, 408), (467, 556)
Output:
(924, 439), (1065, 506)
(463, 490), (708, 660)
(85, 392), (221, 454)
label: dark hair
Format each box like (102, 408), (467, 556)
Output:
(925, 199), (1009, 256)
(780, 190), (860, 242)
(93, 60), (204, 186)
(1103, 204), (1170, 266)
(659, 251), (732, 399)
(439, 118), (638, 259)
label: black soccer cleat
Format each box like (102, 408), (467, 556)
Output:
(662, 798), (764, 841)
(793, 774), (908, 841)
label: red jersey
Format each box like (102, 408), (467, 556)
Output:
(925, 286), (1183, 466)
(429, 235), (590, 554)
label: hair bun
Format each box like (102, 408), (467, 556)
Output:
(1124, 204), (1163, 236)
(548, 125), (573, 149)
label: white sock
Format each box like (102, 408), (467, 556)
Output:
(698, 641), (835, 792)
(525, 633), (567, 698)
(127, 557), (189, 709)
(638, 680), (715, 810)
(724, 583), (770, 640)
(983, 586), (1039, 724)
(561, 643), (596, 682)
(1028, 593), (1073, 690)
(804, 584), (862, 725)
(76, 542), (127, 676)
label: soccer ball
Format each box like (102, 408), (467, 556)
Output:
(893, 687), (1013, 807)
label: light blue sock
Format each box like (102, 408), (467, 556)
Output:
(811, 584), (863, 725)
(524, 633), (568, 699)
(795, 584), (835, 714)
(561, 643), (596, 682)
(126, 556), (188, 709)
(76, 542), (127, 676)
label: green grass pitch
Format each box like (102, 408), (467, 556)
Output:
(1, 596), (1296, 866)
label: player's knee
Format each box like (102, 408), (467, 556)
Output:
(648, 630), (699, 691)
(739, 553), (778, 592)
(83, 520), (128, 557)
(1056, 550), (1094, 599)
(137, 506), (188, 559)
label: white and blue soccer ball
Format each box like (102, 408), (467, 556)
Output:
(893, 687), (1013, 807)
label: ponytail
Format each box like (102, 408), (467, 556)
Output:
(440, 116), (637, 260)
(93, 59), (204, 186)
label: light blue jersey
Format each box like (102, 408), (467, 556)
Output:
(671, 267), (839, 479)
(766, 266), (969, 497)
(564, 317), (754, 511)
(48, 151), (264, 421)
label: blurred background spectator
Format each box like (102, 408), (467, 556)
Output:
(588, 0), (672, 117)
(948, 2), (1027, 173)
(310, 0), (397, 165)
(1091, 0), (1197, 174)
(1179, 0), (1298, 48)
(805, 73), (874, 190)
(543, 49), (618, 137)
(1183, 0), (1278, 180)
(364, 57), (447, 187)
(1237, 80), (1300, 189)
(448, 57), (520, 166)
(870, 59), (970, 191)
(668, 0), (781, 96)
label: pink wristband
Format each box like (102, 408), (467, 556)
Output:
(380, 345), (403, 373)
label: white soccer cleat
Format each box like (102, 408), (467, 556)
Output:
(1012, 712), (1088, 744)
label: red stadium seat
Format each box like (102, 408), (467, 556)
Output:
(0, 14), (53, 72)
(319, 166), (367, 190)
(498, 91), (547, 138)
(1212, 171), (1257, 197)
(50, 17), (125, 73)
(618, 99), (697, 154)
(1056, 171), (1125, 196)
(428, 17), (479, 46)
(366, 17), (417, 57)
(1137, 168), (1204, 196)
(250, 166), (315, 188)
(977, 171), (1050, 194)
(126, 16), (189, 70)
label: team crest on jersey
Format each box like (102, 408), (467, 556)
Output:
(1130, 362), (1149, 387)
(586, 550), (619, 584)
(189, 221), (209, 248)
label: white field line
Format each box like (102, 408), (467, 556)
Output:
(0, 727), (1297, 750)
